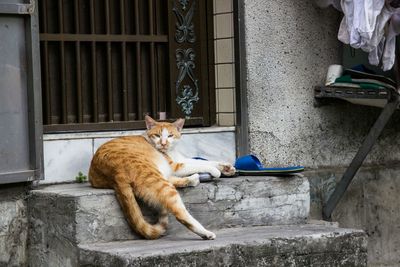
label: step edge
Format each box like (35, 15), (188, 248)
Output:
(78, 224), (366, 249)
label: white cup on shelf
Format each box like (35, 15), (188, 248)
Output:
(325, 64), (344, 86)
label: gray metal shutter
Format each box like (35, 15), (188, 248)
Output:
(0, 0), (43, 184)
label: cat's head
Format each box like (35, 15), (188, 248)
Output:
(144, 115), (184, 152)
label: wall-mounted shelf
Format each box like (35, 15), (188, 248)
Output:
(314, 86), (392, 108)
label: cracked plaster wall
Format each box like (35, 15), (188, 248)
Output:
(243, 0), (400, 168)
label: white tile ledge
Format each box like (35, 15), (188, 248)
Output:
(44, 126), (235, 141)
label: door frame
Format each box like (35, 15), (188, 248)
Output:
(233, 0), (249, 156)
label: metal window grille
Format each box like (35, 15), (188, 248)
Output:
(39, 0), (215, 133)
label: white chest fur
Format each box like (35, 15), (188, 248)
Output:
(155, 153), (172, 179)
(166, 150), (186, 162)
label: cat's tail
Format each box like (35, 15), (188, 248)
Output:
(113, 182), (166, 240)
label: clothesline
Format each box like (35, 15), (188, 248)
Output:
(316, 0), (400, 71)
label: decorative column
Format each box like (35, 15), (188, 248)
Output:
(172, 0), (199, 118)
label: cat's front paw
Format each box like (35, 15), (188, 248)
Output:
(218, 163), (236, 176)
(187, 173), (200, 187)
(201, 230), (216, 240)
(208, 167), (221, 178)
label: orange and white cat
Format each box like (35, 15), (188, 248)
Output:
(89, 115), (235, 240)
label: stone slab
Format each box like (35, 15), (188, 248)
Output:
(79, 224), (367, 267)
(28, 176), (310, 245)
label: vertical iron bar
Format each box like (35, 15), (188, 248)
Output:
(149, 0), (157, 118)
(42, 0), (51, 124)
(74, 0), (83, 123)
(121, 0), (128, 121)
(134, 0), (142, 119)
(122, 43), (127, 121)
(89, 0), (98, 122)
(154, 0), (158, 35)
(75, 44), (82, 123)
(166, 0), (179, 119)
(43, 42), (51, 124)
(105, 0), (113, 121)
(58, 0), (67, 124)
(155, 0), (165, 115)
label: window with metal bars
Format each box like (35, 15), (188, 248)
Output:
(39, 0), (215, 133)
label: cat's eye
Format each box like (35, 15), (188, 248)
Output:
(168, 134), (174, 138)
(154, 134), (160, 138)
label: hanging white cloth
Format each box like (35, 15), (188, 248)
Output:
(363, 4), (393, 52)
(381, 10), (400, 70)
(338, 0), (385, 49)
(319, 0), (400, 70)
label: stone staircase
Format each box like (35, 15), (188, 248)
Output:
(27, 176), (367, 266)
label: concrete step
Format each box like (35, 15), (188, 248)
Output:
(78, 224), (367, 267)
(28, 176), (310, 245)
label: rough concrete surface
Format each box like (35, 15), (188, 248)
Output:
(27, 191), (79, 267)
(27, 176), (309, 266)
(29, 176), (310, 242)
(243, 0), (400, 169)
(78, 224), (367, 267)
(0, 184), (29, 267)
(307, 165), (400, 266)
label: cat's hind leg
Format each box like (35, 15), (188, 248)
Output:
(113, 179), (167, 240)
(167, 193), (216, 240)
(135, 178), (215, 240)
(155, 207), (169, 230)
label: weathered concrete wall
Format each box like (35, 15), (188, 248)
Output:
(307, 165), (400, 266)
(0, 184), (29, 267)
(242, 1), (400, 266)
(243, 0), (400, 168)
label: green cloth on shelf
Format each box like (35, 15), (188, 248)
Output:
(335, 75), (388, 90)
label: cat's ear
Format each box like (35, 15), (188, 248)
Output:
(173, 118), (185, 132)
(145, 115), (157, 130)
